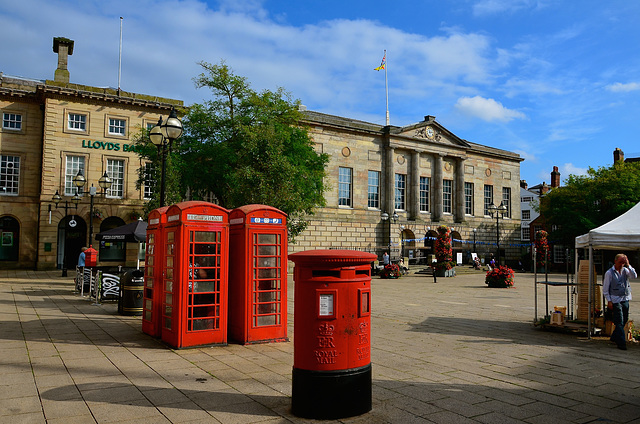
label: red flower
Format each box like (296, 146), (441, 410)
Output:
(485, 266), (515, 288)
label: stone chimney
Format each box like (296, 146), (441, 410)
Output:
(541, 182), (549, 194)
(550, 166), (560, 188)
(614, 148), (625, 163)
(53, 37), (74, 84)
(520, 180), (528, 190)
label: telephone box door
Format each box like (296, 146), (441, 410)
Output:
(142, 206), (168, 338)
(228, 205), (288, 344)
(160, 201), (229, 349)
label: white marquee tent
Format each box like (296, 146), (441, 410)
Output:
(574, 201), (640, 335)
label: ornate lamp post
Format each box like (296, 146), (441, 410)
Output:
(488, 201), (508, 265)
(72, 170), (113, 245)
(51, 189), (80, 277)
(149, 107), (183, 207)
(380, 211), (399, 259)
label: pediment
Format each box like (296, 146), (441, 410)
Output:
(394, 120), (470, 148)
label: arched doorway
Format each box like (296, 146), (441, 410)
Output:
(401, 229), (415, 263)
(99, 217), (126, 261)
(57, 216), (87, 269)
(0, 216), (20, 262)
(422, 229), (438, 265)
(451, 230), (462, 265)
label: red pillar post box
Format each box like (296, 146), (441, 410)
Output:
(160, 201), (230, 349)
(289, 249), (376, 419)
(142, 206), (169, 338)
(228, 204), (288, 344)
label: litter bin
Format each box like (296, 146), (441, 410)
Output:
(289, 249), (376, 419)
(118, 269), (144, 316)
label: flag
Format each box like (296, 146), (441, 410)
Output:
(374, 53), (386, 71)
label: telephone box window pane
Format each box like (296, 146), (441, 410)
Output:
(194, 231), (218, 243)
(164, 318), (172, 330)
(257, 233), (277, 244)
(167, 232), (174, 242)
(257, 245), (278, 256)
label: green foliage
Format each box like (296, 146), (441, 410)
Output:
(539, 161), (640, 244)
(181, 61), (329, 239)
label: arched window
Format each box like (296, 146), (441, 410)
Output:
(0, 216), (19, 261)
(99, 217), (126, 261)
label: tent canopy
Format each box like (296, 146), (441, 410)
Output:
(575, 201), (640, 250)
(95, 219), (147, 243)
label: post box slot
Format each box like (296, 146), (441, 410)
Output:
(312, 270), (341, 278)
(355, 269), (370, 276)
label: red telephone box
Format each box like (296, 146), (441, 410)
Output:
(228, 205), (288, 344)
(142, 206), (169, 338)
(160, 201), (230, 349)
(289, 249), (376, 419)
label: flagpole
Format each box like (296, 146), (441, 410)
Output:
(384, 50), (389, 126)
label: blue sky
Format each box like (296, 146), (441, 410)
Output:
(2, 0), (640, 186)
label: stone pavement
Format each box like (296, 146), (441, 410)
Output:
(1, 269), (639, 424)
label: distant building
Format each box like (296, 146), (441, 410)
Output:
(294, 111), (524, 265)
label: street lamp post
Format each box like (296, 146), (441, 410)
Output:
(380, 211), (399, 260)
(72, 170), (113, 245)
(51, 190), (80, 277)
(473, 228), (477, 253)
(149, 107), (183, 207)
(488, 201), (508, 265)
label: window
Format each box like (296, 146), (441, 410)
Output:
(0, 155), (20, 195)
(521, 196), (533, 202)
(522, 226), (530, 241)
(2, 113), (22, 131)
(65, 156), (85, 196)
(522, 210), (531, 220)
(108, 118), (126, 136)
(484, 185), (493, 215)
(502, 187), (511, 218)
(367, 171), (380, 209)
(67, 113), (87, 131)
(443, 180), (452, 213)
(464, 182), (474, 215)
(338, 167), (352, 207)
(419, 176), (430, 212)
(143, 162), (155, 200)
(106, 159), (125, 198)
(394, 174), (406, 210)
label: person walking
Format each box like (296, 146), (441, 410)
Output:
(603, 253), (637, 350)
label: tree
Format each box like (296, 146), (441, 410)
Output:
(539, 160), (640, 245)
(179, 61), (329, 239)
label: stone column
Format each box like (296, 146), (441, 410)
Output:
(455, 157), (466, 223)
(432, 154), (443, 222)
(384, 143), (395, 215)
(409, 150), (420, 220)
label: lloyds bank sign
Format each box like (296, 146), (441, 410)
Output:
(81, 139), (142, 153)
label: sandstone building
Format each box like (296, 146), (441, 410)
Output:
(0, 37), (182, 270)
(295, 110), (524, 265)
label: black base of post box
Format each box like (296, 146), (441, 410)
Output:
(292, 364), (372, 419)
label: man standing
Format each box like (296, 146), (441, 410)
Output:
(383, 251), (390, 266)
(603, 253), (636, 350)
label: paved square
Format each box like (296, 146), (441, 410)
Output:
(0, 269), (638, 423)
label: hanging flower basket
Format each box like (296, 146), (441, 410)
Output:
(92, 209), (104, 220)
(380, 263), (401, 279)
(485, 266), (515, 288)
(534, 230), (550, 270)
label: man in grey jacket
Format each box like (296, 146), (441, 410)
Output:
(603, 254), (637, 350)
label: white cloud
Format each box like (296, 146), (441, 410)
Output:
(560, 163), (587, 178)
(607, 82), (640, 92)
(454, 96), (525, 122)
